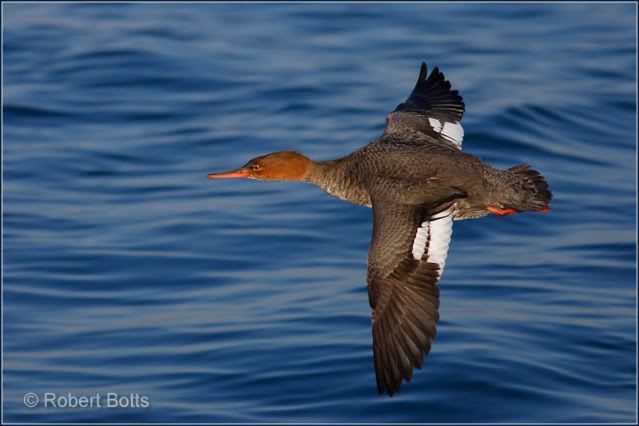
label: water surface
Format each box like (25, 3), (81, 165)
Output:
(2, 3), (636, 423)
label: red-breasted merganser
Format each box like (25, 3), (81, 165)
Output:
(207, 63), (552, 396)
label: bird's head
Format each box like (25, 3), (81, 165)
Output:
(207, 151), (313, 181)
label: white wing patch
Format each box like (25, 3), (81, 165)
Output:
(441, 121), (464, 148)
(412, 221), (430, 260)
(411, 206), (455, 278)
(428, 117), (442, 133)
(426, 117), (464, 150)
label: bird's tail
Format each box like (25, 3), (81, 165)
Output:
(490, 164), (552, 215)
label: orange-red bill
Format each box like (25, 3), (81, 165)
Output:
(207, 170), (249, 179)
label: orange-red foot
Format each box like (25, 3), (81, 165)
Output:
(539, 207), (551, 212)
(486, 206), (520, 216)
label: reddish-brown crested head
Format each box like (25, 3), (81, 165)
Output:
(207, 151), (314, 181)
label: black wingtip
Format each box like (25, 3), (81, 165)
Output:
(418, 62), (428, 81)
(394, 61), (465, 122)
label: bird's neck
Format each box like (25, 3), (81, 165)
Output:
(304, 157), (371, 207)
(303, 157), (344, 185)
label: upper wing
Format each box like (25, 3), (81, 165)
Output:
(382, 62), (465, 150)
(367, 199), (455, 396)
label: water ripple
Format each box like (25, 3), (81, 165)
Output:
(3, 2), (636, 423)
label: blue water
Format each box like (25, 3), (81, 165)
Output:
(2, 3), (636, 423)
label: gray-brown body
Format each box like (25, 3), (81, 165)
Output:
(306, 138), (544, 219)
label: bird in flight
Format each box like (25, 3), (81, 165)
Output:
(207, 62), (552, 396)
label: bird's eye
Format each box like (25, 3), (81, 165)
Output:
(250, 164), (261, 171)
